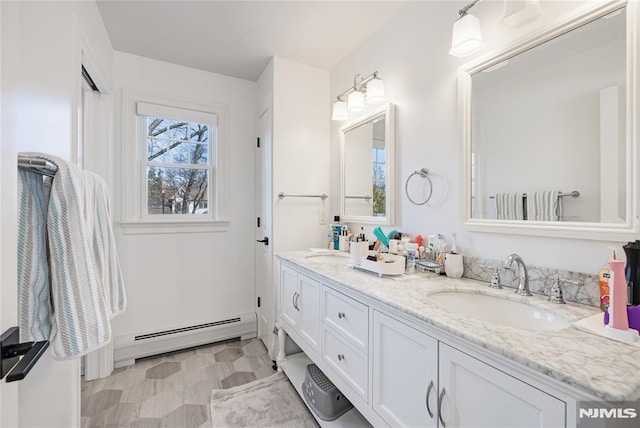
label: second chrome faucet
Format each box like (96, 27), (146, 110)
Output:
(503, 253), (532, 296)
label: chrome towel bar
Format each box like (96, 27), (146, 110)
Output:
(278, 192), (328, 201)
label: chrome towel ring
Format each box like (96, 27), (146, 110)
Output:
(405, 168), (433, 205)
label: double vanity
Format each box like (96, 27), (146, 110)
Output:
(276, 251), (640, 428)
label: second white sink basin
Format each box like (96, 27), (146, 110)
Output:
(430, 291), (571, 331)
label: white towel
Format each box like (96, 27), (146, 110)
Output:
(17, 169), (52, 342)
(21, 153), (126, 359)
(527, 191), (560, 221)
(89, 174), (127, 317)
(495, 192), (524, 220)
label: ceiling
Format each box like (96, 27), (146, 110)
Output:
(97, 1), (407, 82)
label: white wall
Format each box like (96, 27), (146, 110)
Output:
(330, 0), (626, 274)
(272, 57), (331, 251)
(110, 52), (257, 338)
(1, 0), (113, 426)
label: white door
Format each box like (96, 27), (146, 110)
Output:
(0, 62), (80, 428)
(372, 310), (438, 428)
(297, 273), (320, 353)
(438, 343), (565, 428)
(255, 106), (272, 352)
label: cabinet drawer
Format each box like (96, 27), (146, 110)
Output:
(323, 327), (368, 403)
(323, 286), (369, 353)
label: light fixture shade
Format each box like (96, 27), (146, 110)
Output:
(502, 0), (542, 27)
(331, 99), (348, 121)
(348, 91), (365, 112)
(366, 78), (385, 102)
(449, 13), (483, 57)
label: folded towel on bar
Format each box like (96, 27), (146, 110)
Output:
(495, 192), (524, 220)
(20, 152), (126, 359)
(527, 190), (561, 221)
(17, 169), (52, 342)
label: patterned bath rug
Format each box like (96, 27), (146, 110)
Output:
(210, 371), (318, 427)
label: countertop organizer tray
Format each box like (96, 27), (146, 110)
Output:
(350, 253), (405, 277)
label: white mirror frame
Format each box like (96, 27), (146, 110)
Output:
(459, 0), (639, 241)
(340, 103), (396, 226)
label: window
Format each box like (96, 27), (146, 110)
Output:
(144, 116), (212, 216)
(121, 93), (228, 234)
(372, 147), (386, 217)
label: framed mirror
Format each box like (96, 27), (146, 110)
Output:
(341, 104), (395, 225)
(460, 0), (639, 240)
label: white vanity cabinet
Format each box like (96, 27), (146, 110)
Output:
(322, 286), (370, 402)
(278, 260), (574, 428)
(438, 343), (565, 428)
(280, 264), (321, 354)
(372, 310), (439, 427)
(372, 311), (565, 428)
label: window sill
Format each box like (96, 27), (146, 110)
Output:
(119, 219), (229, 235)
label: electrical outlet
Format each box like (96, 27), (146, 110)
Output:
(319, 210), (327, 225)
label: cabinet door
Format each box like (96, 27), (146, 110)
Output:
(297, 273), (321, 353)
(280, 265), (298, 328)
(438, 344), (565, 428)
(372, 311), (438, 428)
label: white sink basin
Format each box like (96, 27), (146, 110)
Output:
(430, 291), (571, 331)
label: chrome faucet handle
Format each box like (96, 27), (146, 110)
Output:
(477, 264), (503, 289)
(489, 267), (503, 289)
(548, 277), (584, 304)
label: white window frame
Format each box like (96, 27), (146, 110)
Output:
(120, 89), (229, 234)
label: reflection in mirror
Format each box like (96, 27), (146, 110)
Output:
(470, 6), (626, 224)
(341, 104), (395, 225)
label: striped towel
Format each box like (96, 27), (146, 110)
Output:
(17, 169), (52, 342)
(21, 153), (126, 359)
(89, 174), (127, 317)
(527, 191), (561, 221)
(495, 192), (524, 220)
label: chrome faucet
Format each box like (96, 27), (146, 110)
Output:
(503, 254), (532, 296)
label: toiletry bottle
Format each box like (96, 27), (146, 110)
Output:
(406, 243), (418, 274)
(608, 250), (630, 330)
(330, 216), (342, 251)
(598, 267), (610, 312)
(623, 240), (640, 305)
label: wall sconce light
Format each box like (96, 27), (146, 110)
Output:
(502, 0), (542, 27)
(450, 0), (544, 58)
(331, 71), (385, 121)
(449, 0), (484, 58)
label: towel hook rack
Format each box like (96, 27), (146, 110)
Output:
(405, 168), (433, 205)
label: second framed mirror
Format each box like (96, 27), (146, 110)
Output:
(340, 103), (395, 225)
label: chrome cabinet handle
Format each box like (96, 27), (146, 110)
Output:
(438, 387), (446, 427)
(337, 354), (345, 361)
(294, 292), (300, 311)
(338, 312), (345, 319)
(291, 292), (297, 310)
(425, 380), (434, 418)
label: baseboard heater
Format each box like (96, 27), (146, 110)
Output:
(114, 312), (257, 367)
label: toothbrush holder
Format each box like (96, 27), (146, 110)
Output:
(444, 253), (464, 279)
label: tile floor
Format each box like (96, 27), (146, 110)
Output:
(81, 338), (276, 428)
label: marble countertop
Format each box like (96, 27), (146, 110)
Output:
(277, 250), (640, 402)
